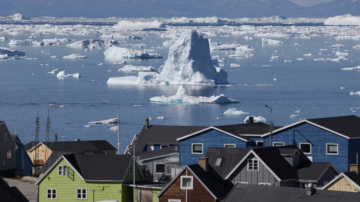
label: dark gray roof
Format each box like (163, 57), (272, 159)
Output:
(225, 184), (360, 202)
(297, 162), (334, 181)
(139, 146), (178, 161)
(25, 141), (39, 150)
(134, 125), (206, 153)
(0, 176), (29, 202)
(26, 140), (117, 153)
(39, 151), (80, 174)
(216, 123), (282, 135)
(63, 154), (134, 181)
(307, 115), (360, 138)
(343, 172), (360, 187)
(188, 164), (234, 199)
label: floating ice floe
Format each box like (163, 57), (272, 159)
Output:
(48, 68), (60, 74)
(244, 116), (266, 123)
(67, 39), (105, 50)
(150, 85), (238, 104)
(290, 114), (299, 118)
(84, 125), (91, 128)
(262, 38), (283, 46)
(270, 56), (279, 60)
(9, 39), (31, 45)
(107, 30), (228, 85)
(51, 56), (56, 59)
(341, 66), (360, 71)
(110, 126), (119, 131)
(230, 63), (241, 67)
(118, 65), (156, 72)
(98, 63), (103, 66)
(0, 54), (8, 59)
(88, 118), (119, 124)
(350, 92), (360, 96)
(30, 41), (44, 46)
(324, 14), (360, 26)
(223, 108), (249, 115)
(341, 87), (345, 89)
(303, 53), (312, 57)
(354, 45), (360, 49)
(330, 44), (344, 49)
(314, 58), (325, 61)
(294, 110), (300, 113)
(296, 58), (303, 60)
(63, 54), (87, 59)
(0, 47), (25, 56)
(335, 51), (349, 56)
(114, 20), (162, 30)
(56, 70), (80, 78)
(157, 116), (164, 120)
(104, 47), (162, 59)
(229, 46), (254, 58)
(0, 37), (7, 41)
(284, 60), (292, 63)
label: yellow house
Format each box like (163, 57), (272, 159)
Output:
(322, 172), (360, 193)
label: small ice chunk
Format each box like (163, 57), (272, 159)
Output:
(51, 56), (56, 59)
(303, 53), (312, 57)
(84, 125), (91, 128)
(48, 68), (60, 74)
(350, 92), (360, 96)
(294, 110), (300, 113)
(262, 38), (283, 46)
(341, 87), (345, 89)
(88, 118), (119, 124)
(63, 54), (87, 59)
(104, 47), (162, 59)
(290, 114), (299, 118)
(230, 63), (241, 67)
(244, 116), (266, 123)
(270, 56), (279, 60)
(56, 70), (80, 78)
(284, 60), (292, 63)
(157, 116), (164, 120)
(119, 65), (156, 72)
(98, 63), (103, 65)
(223, 108), (249, 115)
(110, 126), (119, 131)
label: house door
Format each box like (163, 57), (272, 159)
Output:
(137, 188), (153, 202)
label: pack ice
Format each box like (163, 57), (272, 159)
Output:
(104, 47), (162, 59)
(324, 15), (360, 26)
(0, 47), (25, 56)
(107, 30), (228, 85)
(67, 39), (105, 49)
(150, 85), (238, 104)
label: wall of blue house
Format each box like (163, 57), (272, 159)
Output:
(179, 129), (249, 166)
(22, 148), (33, 176)
(260, 122), (349, 172)
(348, 139), (360, 165)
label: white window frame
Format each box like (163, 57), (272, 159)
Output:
(58, 165), (68, 176)
(247, 158), (259, 172)
(35, 152), (39, 159)
(258, 182), (272, 186)
(224, 144), (236, 148)
(180, 176), (193, 190)
(168, 200), (181, 202)
(326, 143), (339, 155)
(47, 189), (57, 199)
(76, 188), (87, 200)
(214, 157), (222, 167)
(299, 143), (312, 154)
(256, 141), (264, 146)
(166, 165), (173, 175)
(155, 163), (165, 174)
(273, 142), (285, 147)
(191, 143), (203, 154)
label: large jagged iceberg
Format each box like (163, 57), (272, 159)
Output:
(324, 15), (360, 26)
(0, 47), (25, 56)
(150, 86), (238, 104)
(107, 30), (228, 85)
(104, 47), (162, 59)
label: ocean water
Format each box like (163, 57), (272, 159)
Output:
(1, 33), (360, 153)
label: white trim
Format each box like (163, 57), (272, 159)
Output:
(299, 143), (312, 154)
(261, 119), (351, 139)
(46, 188), (57, 199)
(168, 200), (181, 202)
(258, 182), (272, 186)
(326, 143), (339, 155)
(187, 166), (218, 199)
(58, 165), (68, 176)
(157, 166), (188, 198)
(224, 144), (236, 148)
(180, 176), (193, 190)
(321, 172), (360, 190)
(225, 150), (282, 182)
(76, 188), (87, 200)
(191, 143), (203, 154)
(28, 142), (51, 152)
(247, 158), (259, 172)
(256, 141), (264, 146)
(176, 126), (251, 142)
(273, 142), (285, 147)
(155, 163), (166, 174)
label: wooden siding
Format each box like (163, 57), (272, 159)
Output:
(27, 143), (52, 166)
(317, 167), (338, 187)
(179, 129), (248, 166)
(159, 168), (215, 202)
(0, 122), (17, 172)
(229, 154), (282, 186)
(141, 155), (178, 181)
(324, 176), (360, 192)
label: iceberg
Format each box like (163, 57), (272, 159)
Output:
(150, 85), (238, 104)
(350, 92), (360, 96)
(30, 41), (44, 46)
(104, 47), (162, 59)
(63, 54), (87, 59)
(324, 15), (360, 26)
(0, 54), (8, 59)
(118, 65), (156, 72)
(110, 126), (119, 131)
(290, 114), (299, 118)
(56, 70), (80, 78)
(12, 13), (30, 20)
(330, 44), (344, 49)
(88, 118), (119, 124)
(335, 51), (349, 56)
(114, 20), (162, 30)
(354, 45), (360, 49)
(303, 53), (312, 57)
(223, 108), (249, 115)
(229, 46), (254, 58)
(0, 37), (7, 41)
(262, 38), (283, 46)
(0, 47), (25, 56)
(230, 63), (241, 67)
(9, 39), (31, 45)
(244, 116), (266, 123)
(67, 39), (105, 49)
(341, 66), (360, 71)
(48, 68), (60, 74)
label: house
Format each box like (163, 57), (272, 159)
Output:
(12, 135), (33, 176)
(0, 121), (20, 177)
(124, 182), (167, 202)
(205, 145), (339, 188)
(35, 153), (144, 202)
(157, 157), (234, 202)
(257, 115), (360, 173)
(321, 172), (360, 192)
(25, 140), (117, 168)
(224, 183), (360, 202)
(0, 175), (29, 202)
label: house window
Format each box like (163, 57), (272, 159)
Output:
(58, 165), (68, 176)
(180, 176), (193, 189)
(7, 150), (11, 159)
(191, 143), (203, 154)
(129, 164), (133, 175)
(155, 164), (165, 173)
(35, 152), (39, 159)
(299, 143), (311, 154)
(326, 144), (338, 155)
(273, 142), (285, 147)
(247, 159), (259, 171)
(214, 157), (222, 167)
(76, 188), (87, 199)
(224, 144), (235, 148)
(256, 141), (264, 146)
(47, 189), (57, 199)
(259, 183), (271, 186)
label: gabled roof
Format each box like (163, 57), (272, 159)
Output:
(297, 162), (339, 182)
(224, 183), (360, 202)
(138, 146), (178, 162)
(26, 140), (117, 153)
(157, 164), (233, 200)
(39, 151), (81, 174)
(0, 176), (29, 202)
(261, 115), (360, 139)
(216, 122), (282, 136)
(36, 154), (142, 184)
(321, 172), (360, 190)
(0, 121), (18, 150)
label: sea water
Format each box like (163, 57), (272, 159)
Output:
(0, 32), (359, 153)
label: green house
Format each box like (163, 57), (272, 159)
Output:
(35, 154), (143, 202)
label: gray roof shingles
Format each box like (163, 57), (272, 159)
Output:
(25, 140), (116, 153)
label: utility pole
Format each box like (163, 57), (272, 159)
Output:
(133, 142), (135, 202)
(118, 108), (120, 155)
(265, 105), (273, 147)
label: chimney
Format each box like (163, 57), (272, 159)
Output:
(75, 139), (80, 141)
(145, 118), (149, 129)
(350, 152), (360, 174)
(305, 183), (316, 196)
(198, 157), (208, 172)
(249, 116), (254, 124)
